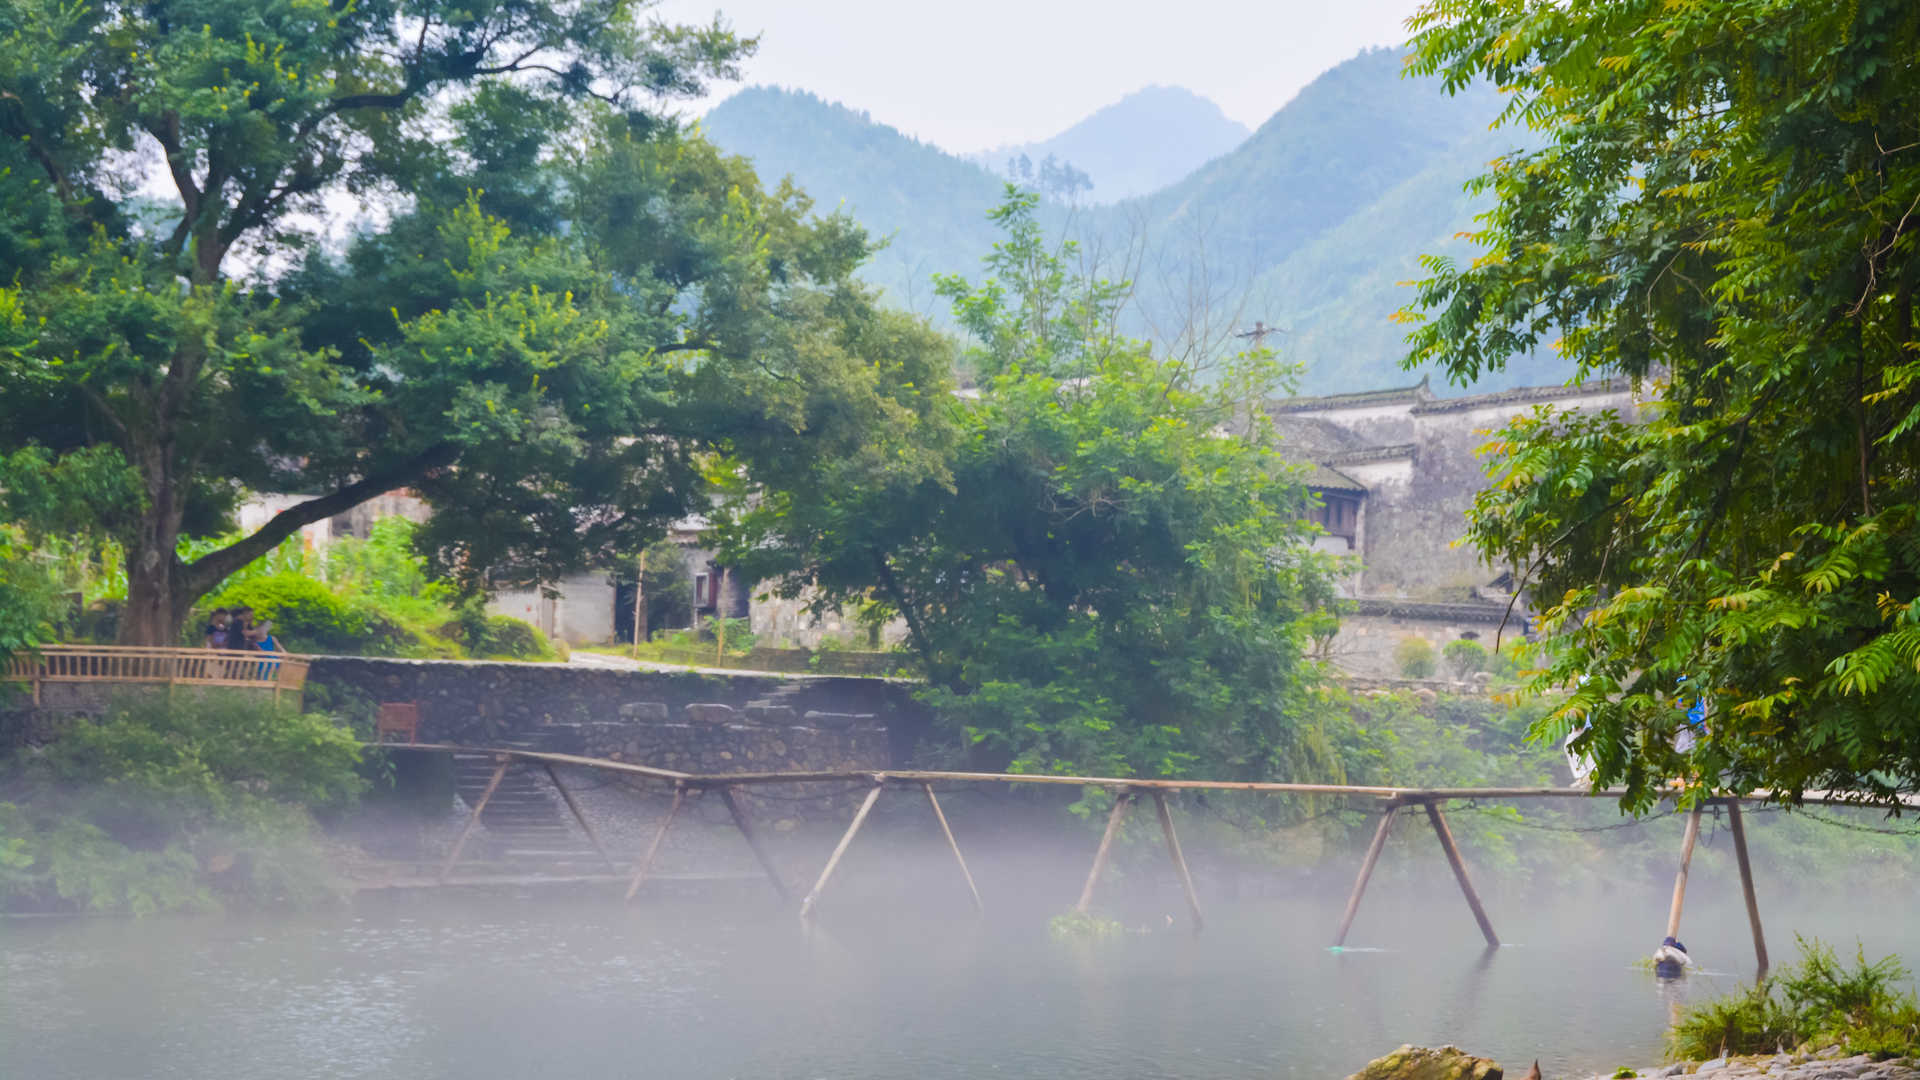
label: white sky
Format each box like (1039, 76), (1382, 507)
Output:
(651, 0), (1430, 154)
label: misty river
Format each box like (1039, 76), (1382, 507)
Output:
(6, 866), (1916, 1080)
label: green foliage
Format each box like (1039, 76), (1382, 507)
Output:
(1669, 938), (1920, 1060)
(1396, 638), (1438, 679)
(197, 520), (555, 659)
(636, 540), (694, 635)
(0, 692), (365, 913)
(1442, 639), (1489, 680)
(1405, 0), (1920, 810)
(208, 574), (418, 656)
(722, 190), (1340, 786)
(0, 527), (67, 663)
(447, 602), (559, 662)
(0, 1), (943, 647)
(1048, 910), (1125, 940)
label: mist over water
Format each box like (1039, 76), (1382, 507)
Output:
(5, 839), (1916, 1080)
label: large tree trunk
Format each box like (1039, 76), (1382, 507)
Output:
(118, 446), (193, 646)
(120, 542), (192, 646)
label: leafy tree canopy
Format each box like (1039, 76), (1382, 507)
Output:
(0, 0), (948, 643)
(1404, 0), (1920, 809)
(719, 191), (1344, 785)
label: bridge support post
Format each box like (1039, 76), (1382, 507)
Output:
(800, 781), (885, 921)
(543, 763), (615, 871)
(440, 755), (510, 884)
(624, 785), (686, 902)
(923, 783), (984, 913)
(1151, 792), (1204, 933)
(1665, 803), (1704, 943)
(719, 785), (790, 901)
(1334, 800), (1400, 947)
(1075, 789), (1135, 914)
(1424, 800), (1499, 948)
(1725, 799), (1769, 977)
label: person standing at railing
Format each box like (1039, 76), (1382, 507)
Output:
(246, 619), (282, 680)
(204, 608), (233, 649)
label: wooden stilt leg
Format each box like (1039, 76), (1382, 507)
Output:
(1151, 791), (1205, 933)
(1075, 789), (1134, 914)
(544, 763), (615, 871)
(923, 783), (984, 913)
(800, 782), (885, 921)
(1424, 800), (1499, 948)
(720, 785), (790, 901)
(623, 786), (685, 902)
(1725, 800), (1768, 976)
(440, 755), (510, 884)
(1334, 801), (1400, 947)
(1666, 804), (1704, 942)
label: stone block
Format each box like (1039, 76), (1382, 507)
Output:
(619, 701), (669, 721)
(804, 710), (871, 730)
(686, 703), (736, 724)
(744, 703), (798, 726)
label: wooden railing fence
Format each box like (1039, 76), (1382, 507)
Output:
(3, 644), (310, 704)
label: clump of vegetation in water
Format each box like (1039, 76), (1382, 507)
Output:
(0, 692), (365, 914)
(1668, 938), (1920, 1060)
(1048, 911), (1125, 940)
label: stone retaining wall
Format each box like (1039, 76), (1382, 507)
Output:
(306, 656), (925, 774)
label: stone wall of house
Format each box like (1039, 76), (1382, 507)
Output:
(1326, 604), (1520, 679)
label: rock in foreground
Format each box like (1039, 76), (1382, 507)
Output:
(1349, 1045), (1505, 1080)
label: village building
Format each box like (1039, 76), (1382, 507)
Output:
(234, 377), (1643, 660)
(1270, 374), (1641, 676)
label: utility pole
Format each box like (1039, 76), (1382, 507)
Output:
(1234, 320), (1287, 349)
(629, 548), (646, 659)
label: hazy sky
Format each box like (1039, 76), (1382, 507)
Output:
(652, 0), (1430, 154)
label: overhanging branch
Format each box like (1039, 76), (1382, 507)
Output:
(181, 443), (458, 594)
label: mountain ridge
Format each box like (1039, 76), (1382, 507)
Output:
(965, 85), (1251, 204)
(699, 51), (1564, 393)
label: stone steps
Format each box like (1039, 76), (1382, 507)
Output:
(452, 745), (600, 866)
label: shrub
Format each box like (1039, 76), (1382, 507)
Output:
(208, 573), (450, 656)
(1442, 639), (1489, 681)
(1395, 637), (1437, 679)
(476, 615), (557, 660)
(1668, 938), (1920, 1060)
(0, 692), (365, 913)
(438, 598), (557, 660)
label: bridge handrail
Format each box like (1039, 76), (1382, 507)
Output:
(3, 643), (311, 704)
(369, 743), (1920, 810)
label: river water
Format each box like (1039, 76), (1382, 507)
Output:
(4, 870), (1914, 1080)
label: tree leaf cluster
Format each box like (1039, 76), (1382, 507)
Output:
(719, 191), (1344, 784)
(1404, 0), (1920, 809)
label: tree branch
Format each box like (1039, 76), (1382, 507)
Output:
(181, 443), (459, 594)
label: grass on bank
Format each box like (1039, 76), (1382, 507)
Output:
(1669, 937), (1920, 1060)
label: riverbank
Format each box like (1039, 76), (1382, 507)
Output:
(1581, 1049), (1917, 1080)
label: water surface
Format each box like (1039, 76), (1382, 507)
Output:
(4, 874), (1911, 1079)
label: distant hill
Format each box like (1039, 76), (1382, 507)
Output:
(701, 87), (1059, 321)
(967, 86), (1250, 204)
(699, 52), (1569, 393)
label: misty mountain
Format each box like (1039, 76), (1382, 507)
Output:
(700, 87), (1057, 321)
(701, 50), (1567, 393)
(967, 85), (1251, 204)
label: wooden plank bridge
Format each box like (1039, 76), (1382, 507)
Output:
(378, 742), (1918, 975)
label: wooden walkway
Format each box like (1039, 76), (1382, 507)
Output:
(376, 741), (1917, 975)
